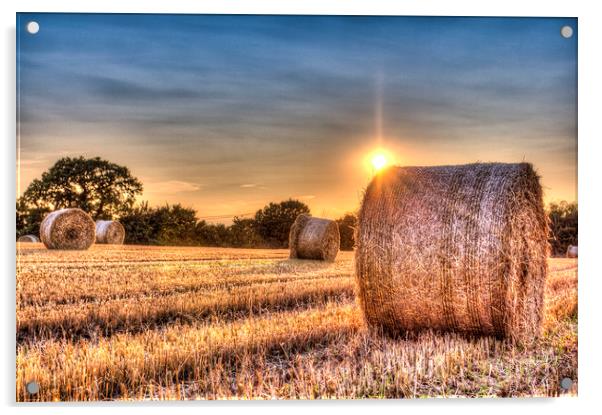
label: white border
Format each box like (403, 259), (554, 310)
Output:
(3, 1), (600, 414)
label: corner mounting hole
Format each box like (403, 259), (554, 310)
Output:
(560, 377), (573, 390)
(26, 381), (39, 395)
(26, 21), (40, 35)
(560, 25), (573, 39)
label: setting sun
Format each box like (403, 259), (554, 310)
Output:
(362, 148), (396, 175)
(371, 153), (388, 172)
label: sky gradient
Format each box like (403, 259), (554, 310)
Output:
(17, 14), (577, 222)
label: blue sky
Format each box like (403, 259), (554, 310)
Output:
(17, 14), (577, 221)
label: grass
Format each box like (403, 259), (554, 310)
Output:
(16, 244), (577, 400)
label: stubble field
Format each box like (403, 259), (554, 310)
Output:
(16, 244), (577, 401)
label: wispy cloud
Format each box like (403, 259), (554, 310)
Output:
(295, 194), (316, 200)
(239, 183), (268, 190)
(145, 180), (202, 194)
(84, 75), (205, 101)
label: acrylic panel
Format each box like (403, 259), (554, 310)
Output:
(16, 13), (578, 401)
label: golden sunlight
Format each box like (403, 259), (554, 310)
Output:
(360, 147), (397, 177)
(371, 152), (388, 172)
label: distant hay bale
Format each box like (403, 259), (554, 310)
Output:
(355, 163), (549, 344)
(17, 235), (39, 243)
(289, 214), (340, 261)
(95, 220), (126, 245)
(40, 208), (96, 250)
(566, 245), (578, 258)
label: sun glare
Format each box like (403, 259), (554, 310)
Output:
(371, 153), (388, 172)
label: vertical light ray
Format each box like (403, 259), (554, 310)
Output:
(374, 70), (384, 146)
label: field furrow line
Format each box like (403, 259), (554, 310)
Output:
(17, 278), (356, 342)
(17, 302), (362, 401)
(18, 259), (353, 307)
(18, 271), (352, 308)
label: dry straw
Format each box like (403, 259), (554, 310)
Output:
(355, 163), (549, 344)
(289, 214), (340, 261)
(566, 245), (578, 258)
(17, 235), (39, 243)
(95, 220), (126, 245)
(40, 208), (96, 250)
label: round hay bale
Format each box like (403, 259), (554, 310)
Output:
(40, 208), (96, 250)
(566, 245), (578, 258)
(95, 220), (126, 245)
(289, 214), (340, 261)
(355, 163), (549, 344)
(17, 235), (39, 243)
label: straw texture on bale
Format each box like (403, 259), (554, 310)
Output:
(95, 220), (126, 245)
(289, 214), (340, 261)
(566, 245), (578, 258)
(40, 208), (96, 250)
(17, 235), (39, 243)
(355, 163), (549, 344)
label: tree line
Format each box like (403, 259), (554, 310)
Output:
(16, 156), (575, 254)
(118, 201), (358, 249)
(16, 156), (357, 249)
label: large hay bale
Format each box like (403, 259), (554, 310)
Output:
(17, 235), (39, 243)
(566, 245), (578, 258)
(289, 214), (340, 261)
(356, 163), (549, 344)
(95, 220), (126, 245)
(40, 208), (96, 250)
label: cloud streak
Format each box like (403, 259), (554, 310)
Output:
(144, 180), (202, 194)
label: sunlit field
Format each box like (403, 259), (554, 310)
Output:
(16, 244), (577, 401)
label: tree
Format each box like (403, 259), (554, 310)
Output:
(548, 201), (578, 256)
(229, 216), (264, 247)
(119, 202), (155, 244)
(336, 213), (357, 251)
(19, 156), (143, 220)
(120, 202), (198, 245)
(254, 199), (310, 248)
(152, 204), (198, 245)
(196, 221), (230, 247)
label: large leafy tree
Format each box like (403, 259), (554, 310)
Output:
(19, 156), (143, 220)
(254, 199), (310, 247)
